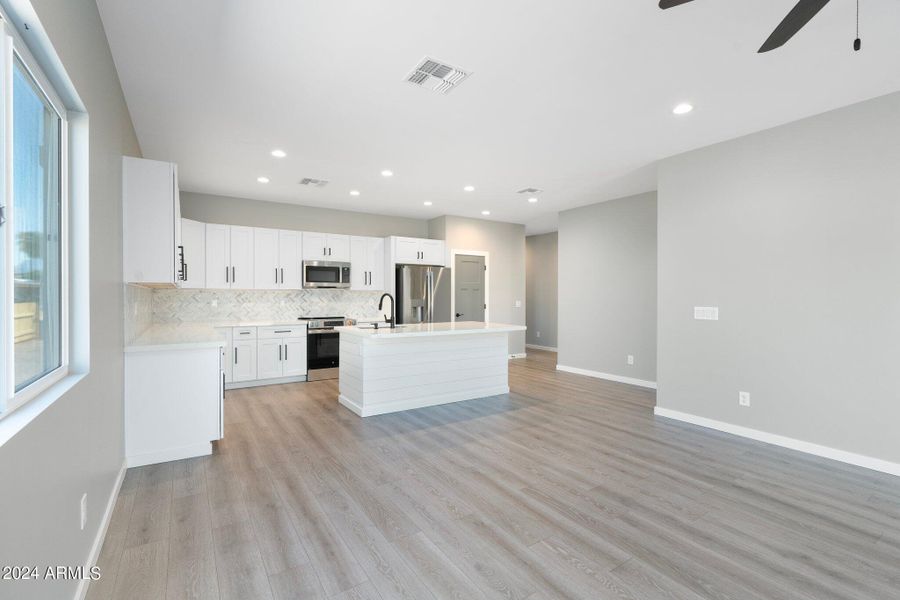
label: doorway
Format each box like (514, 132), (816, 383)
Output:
(452, 252), (487, 322)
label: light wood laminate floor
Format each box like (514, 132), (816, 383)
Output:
(89, 350), (900, 600)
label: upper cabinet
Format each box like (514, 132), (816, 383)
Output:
(180, 218), (206, 288)
(389, 237), (445, 266)
(123, 157), (181, 285)
(350, 236), (385, 291)
(302, 232), (351, 262)
(205, 224), (255, 289)
(254, 228), (302, 290)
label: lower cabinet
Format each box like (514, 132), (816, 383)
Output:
(222, 324), (308, 388)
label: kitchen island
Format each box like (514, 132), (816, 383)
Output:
(335, 321), (526, 416)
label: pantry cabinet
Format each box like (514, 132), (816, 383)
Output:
(350, 236), (385, 291)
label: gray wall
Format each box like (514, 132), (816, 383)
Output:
(0, 1), (141, 598)
(658, 91), (900, 464)
(525, 232), (558, 348)
(182, 191), (428, 238)
(558, 192), (657, 383)
(429, 216), (527, 355)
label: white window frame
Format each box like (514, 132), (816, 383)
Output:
(0, 11), (70, 417)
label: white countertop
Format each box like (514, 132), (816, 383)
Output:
(125, 323), (226, 353)
(335, 321), (526, 339)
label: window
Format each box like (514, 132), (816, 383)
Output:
(0, 16), (69, 417)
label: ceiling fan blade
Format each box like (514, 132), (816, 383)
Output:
(758, 0), (831, 52)
(659, 0), (695, 8)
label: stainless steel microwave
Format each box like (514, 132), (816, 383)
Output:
(302, 260), (351, 289)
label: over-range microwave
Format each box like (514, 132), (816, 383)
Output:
(302, 260), (351, 289)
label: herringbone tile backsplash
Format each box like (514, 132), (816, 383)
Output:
(150, 288), (387, 324)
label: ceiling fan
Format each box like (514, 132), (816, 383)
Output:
(659, 0), (862, 53)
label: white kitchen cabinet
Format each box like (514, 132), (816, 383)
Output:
(123, 156), (182, 285)
(218, 327), (233, 383)
(303, 232), (351, 261)
(232, 325), (258, 382)
(283, 338), (307, 376)
(257, 325), (307, 379)
(389, 237), (445, 266)
(257, 339), (284, 380)
(254, 228), (302, 289)
(350, 236), (385, 291)
(180, 218), (206, 288)
(205, 224), (255, 289)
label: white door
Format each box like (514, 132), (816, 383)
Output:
(229, 226), (254, 288)
(278, 230), (302, 289)
(367, 237), (385, 291)
(394, 237), (420, 263)
(420, 239), (445, 266)
(326, 234), (351, 261)
(350, 236), (368, 290)
(180, 218), (206, 288)
(303, 232), (328, 260)
(205, 223), (230, 288)
(257, 339), (283, 380)
(253, 227), (280, 290)
(282, 337), (307, 376)
(232, 339), (257, 382)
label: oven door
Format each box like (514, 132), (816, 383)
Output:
(303, 261), (351, 288)
(307, 331), (340, 371)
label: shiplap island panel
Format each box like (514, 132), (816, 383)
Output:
(336, 321), (526, 416)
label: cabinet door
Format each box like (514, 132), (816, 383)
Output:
(394, 237), (421, 263)
(123, 157), (177, 284)
(218, 328), (233, 383)
(253, 227), (280, 290)
(205, 223), (230, 289)
(326, 234), (351, 261)
(282, 337), (307, 377)
(180, 219), (206, 288)
(257, 339), (283, 380)
(367, 237), (385, 291)
(349, 236), (368, 290)
(229, 226), (254, 288)
(302, 232), (328, 260)
(420, 239), (445, 266)
(232, 340), (257, 382)
(278, 230), (302, 289)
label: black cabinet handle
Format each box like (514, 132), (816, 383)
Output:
(234, 347), (237, 364)
(274, 330), (290, 334)
(232, 266), (235, 282)
(279, 344), (282, 361)
(328, 247), (332, 256)
(284, 344), (288, 361)
(323, 246), (326, 256)
(184, 262), (188, 281)
(280, 268), (284, 284)
(226, 266), (229, 283)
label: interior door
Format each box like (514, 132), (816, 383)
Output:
(454, 254), (486, 322)
(205, 223), (229, 288)
(253, 227), (279, 290)
(257, 339), (283, 380)
(232, 340), (257, 382)
(229, 226), (254, 289)
(282, 338), (307, 376)
(278, 230), (301, 288)
(327, 234), (351, 261)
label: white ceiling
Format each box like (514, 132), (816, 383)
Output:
(96, 0), (900, 234)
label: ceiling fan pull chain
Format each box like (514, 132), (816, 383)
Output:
(854, 0), (862, 51)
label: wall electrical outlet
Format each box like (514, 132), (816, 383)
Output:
(211, 299), (218, 307)
(694, 306), (719, 320)
(627, 355), (634, 366)
(80, 494), (87, 530)
(536, 331), (541, 339)
(514, 300), (522, 308)
(739, 391), (751, 407)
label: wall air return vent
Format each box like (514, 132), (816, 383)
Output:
(299, 178), (329, 188)
(517, 187), (543, 195)
(405, 56), (471, 95)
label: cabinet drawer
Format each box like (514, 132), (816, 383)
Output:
(258, 325), (306, 339)
(232, 327), (257, 339)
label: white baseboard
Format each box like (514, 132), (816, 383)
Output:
(339, 386), (511, 417)
(654, 406), (900, 477)
(75, 459), (127, 600)
(556, 364), (657, 390)
(126, 441), (212, 468)
(508, 353), (527, 359)
(225, 375), (307, 390)
(526, 344), (558, 352)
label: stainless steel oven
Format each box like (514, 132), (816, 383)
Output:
(302, 261), (351, 289)
(300, 317), (349, 380)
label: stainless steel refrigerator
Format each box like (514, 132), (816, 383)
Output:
(395, 264), (451, 324)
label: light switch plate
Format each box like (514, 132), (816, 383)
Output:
(514, 300), (522, 308)
(627, 355), (634, 366)
(739, 391), (751, 407)
(694, 306), (719, 320)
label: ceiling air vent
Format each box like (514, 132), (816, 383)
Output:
(299, 178), (329, 188)
(517, 187), (543, 195)
(405, 56), (471, 95)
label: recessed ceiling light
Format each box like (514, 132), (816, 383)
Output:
(423, 201), (433, 206)
(257, 176), (270, 183)
(270, 149), (286, 158)
(673, 102), (693, 115)
(464, 185), (475, 192)
(481, 210), (490, 216)
(381, 170), (393, 177)
(528, 197), (538, 203)
(349, 190), (360, 196)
